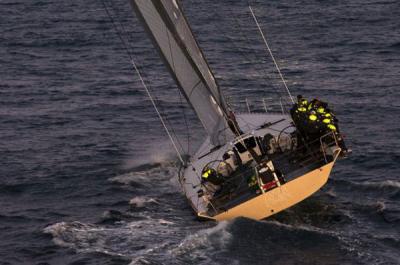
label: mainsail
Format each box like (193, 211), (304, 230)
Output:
(129, 0), (232, 145)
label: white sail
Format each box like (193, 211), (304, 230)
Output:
(129, 0), (233, 145)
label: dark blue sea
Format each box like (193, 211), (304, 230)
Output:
(1, 0), (400, 264)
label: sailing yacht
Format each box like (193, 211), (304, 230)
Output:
(128, 0), (348, 221)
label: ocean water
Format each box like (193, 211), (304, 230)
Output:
(1, 0), (400, 264)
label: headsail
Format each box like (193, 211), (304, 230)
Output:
(129, 0), (232, 145)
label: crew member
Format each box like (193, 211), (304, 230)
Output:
(305, 110), (322, 139)
(297, 95), (308, 111)
(308, 98), (328, 112)
(309, 110), (318, 122)
(217, 161), (233, 178)
(316, 105), (326, 114)
(318, 109), (340, 134)
(291, 95), (308, 116)
(290, 95), (308, 133)
(200, 166), (223, 207)
(201, 167), (224, 185)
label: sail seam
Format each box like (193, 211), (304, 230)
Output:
(188, 80), (202, 98)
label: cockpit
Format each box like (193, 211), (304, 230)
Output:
(232, 135), (263, 165)
(198, 133), (288, 210)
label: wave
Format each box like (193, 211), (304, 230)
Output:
(337, 199), (400, 225)
(108, 162), (178, 187)
(332, 178), (400, 194)
(43, 216), (179, 260)
(210, 218), (366, 265)
(358, 180), (400, 190)
(99, 210), (137, 224)
(170, 221), (232, 255)
(121, 140), (181, 170)
(129, 196), (159, 208)
(267, 196), (354, 228)
(108, 171), (149, 187)
(0, 182), (35, 194)
(389, 42), (400, 49)
(44, 214), (231, 265)
(371, 234), (400, 249)
(0, 214), (35, 223)
(374, 201), (400, 223)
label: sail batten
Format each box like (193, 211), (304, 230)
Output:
(130, 0), (232, 145)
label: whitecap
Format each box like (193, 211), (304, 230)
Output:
(43, 217), (179, 259)
(129, 196), (159, 208)
(170, 221), (232, 257)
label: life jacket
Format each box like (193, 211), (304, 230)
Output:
(202, 168), (223, 185)
(316, 106), (325, 114)
(322, 112), (333, 124)
(309, 113), (318, 121)
(297, 99), (308, 112)
(297, 106), (307, 112)
(327, 124), (337, 131)
(322, 118), (331, 124)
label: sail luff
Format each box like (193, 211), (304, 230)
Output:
(129, 0), (233, 145)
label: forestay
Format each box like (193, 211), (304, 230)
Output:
(129, 0), (233, 146)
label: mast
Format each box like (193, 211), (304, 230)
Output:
(129, 0), (234, 146)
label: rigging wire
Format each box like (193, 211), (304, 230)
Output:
(248, 5), (295, 104)
(108, 0), (195, 157)
(101, 0), (185, 164)
(112, 13), (189, 161)
(210, 1), (289, 110)
(228, 11), (287, 104)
